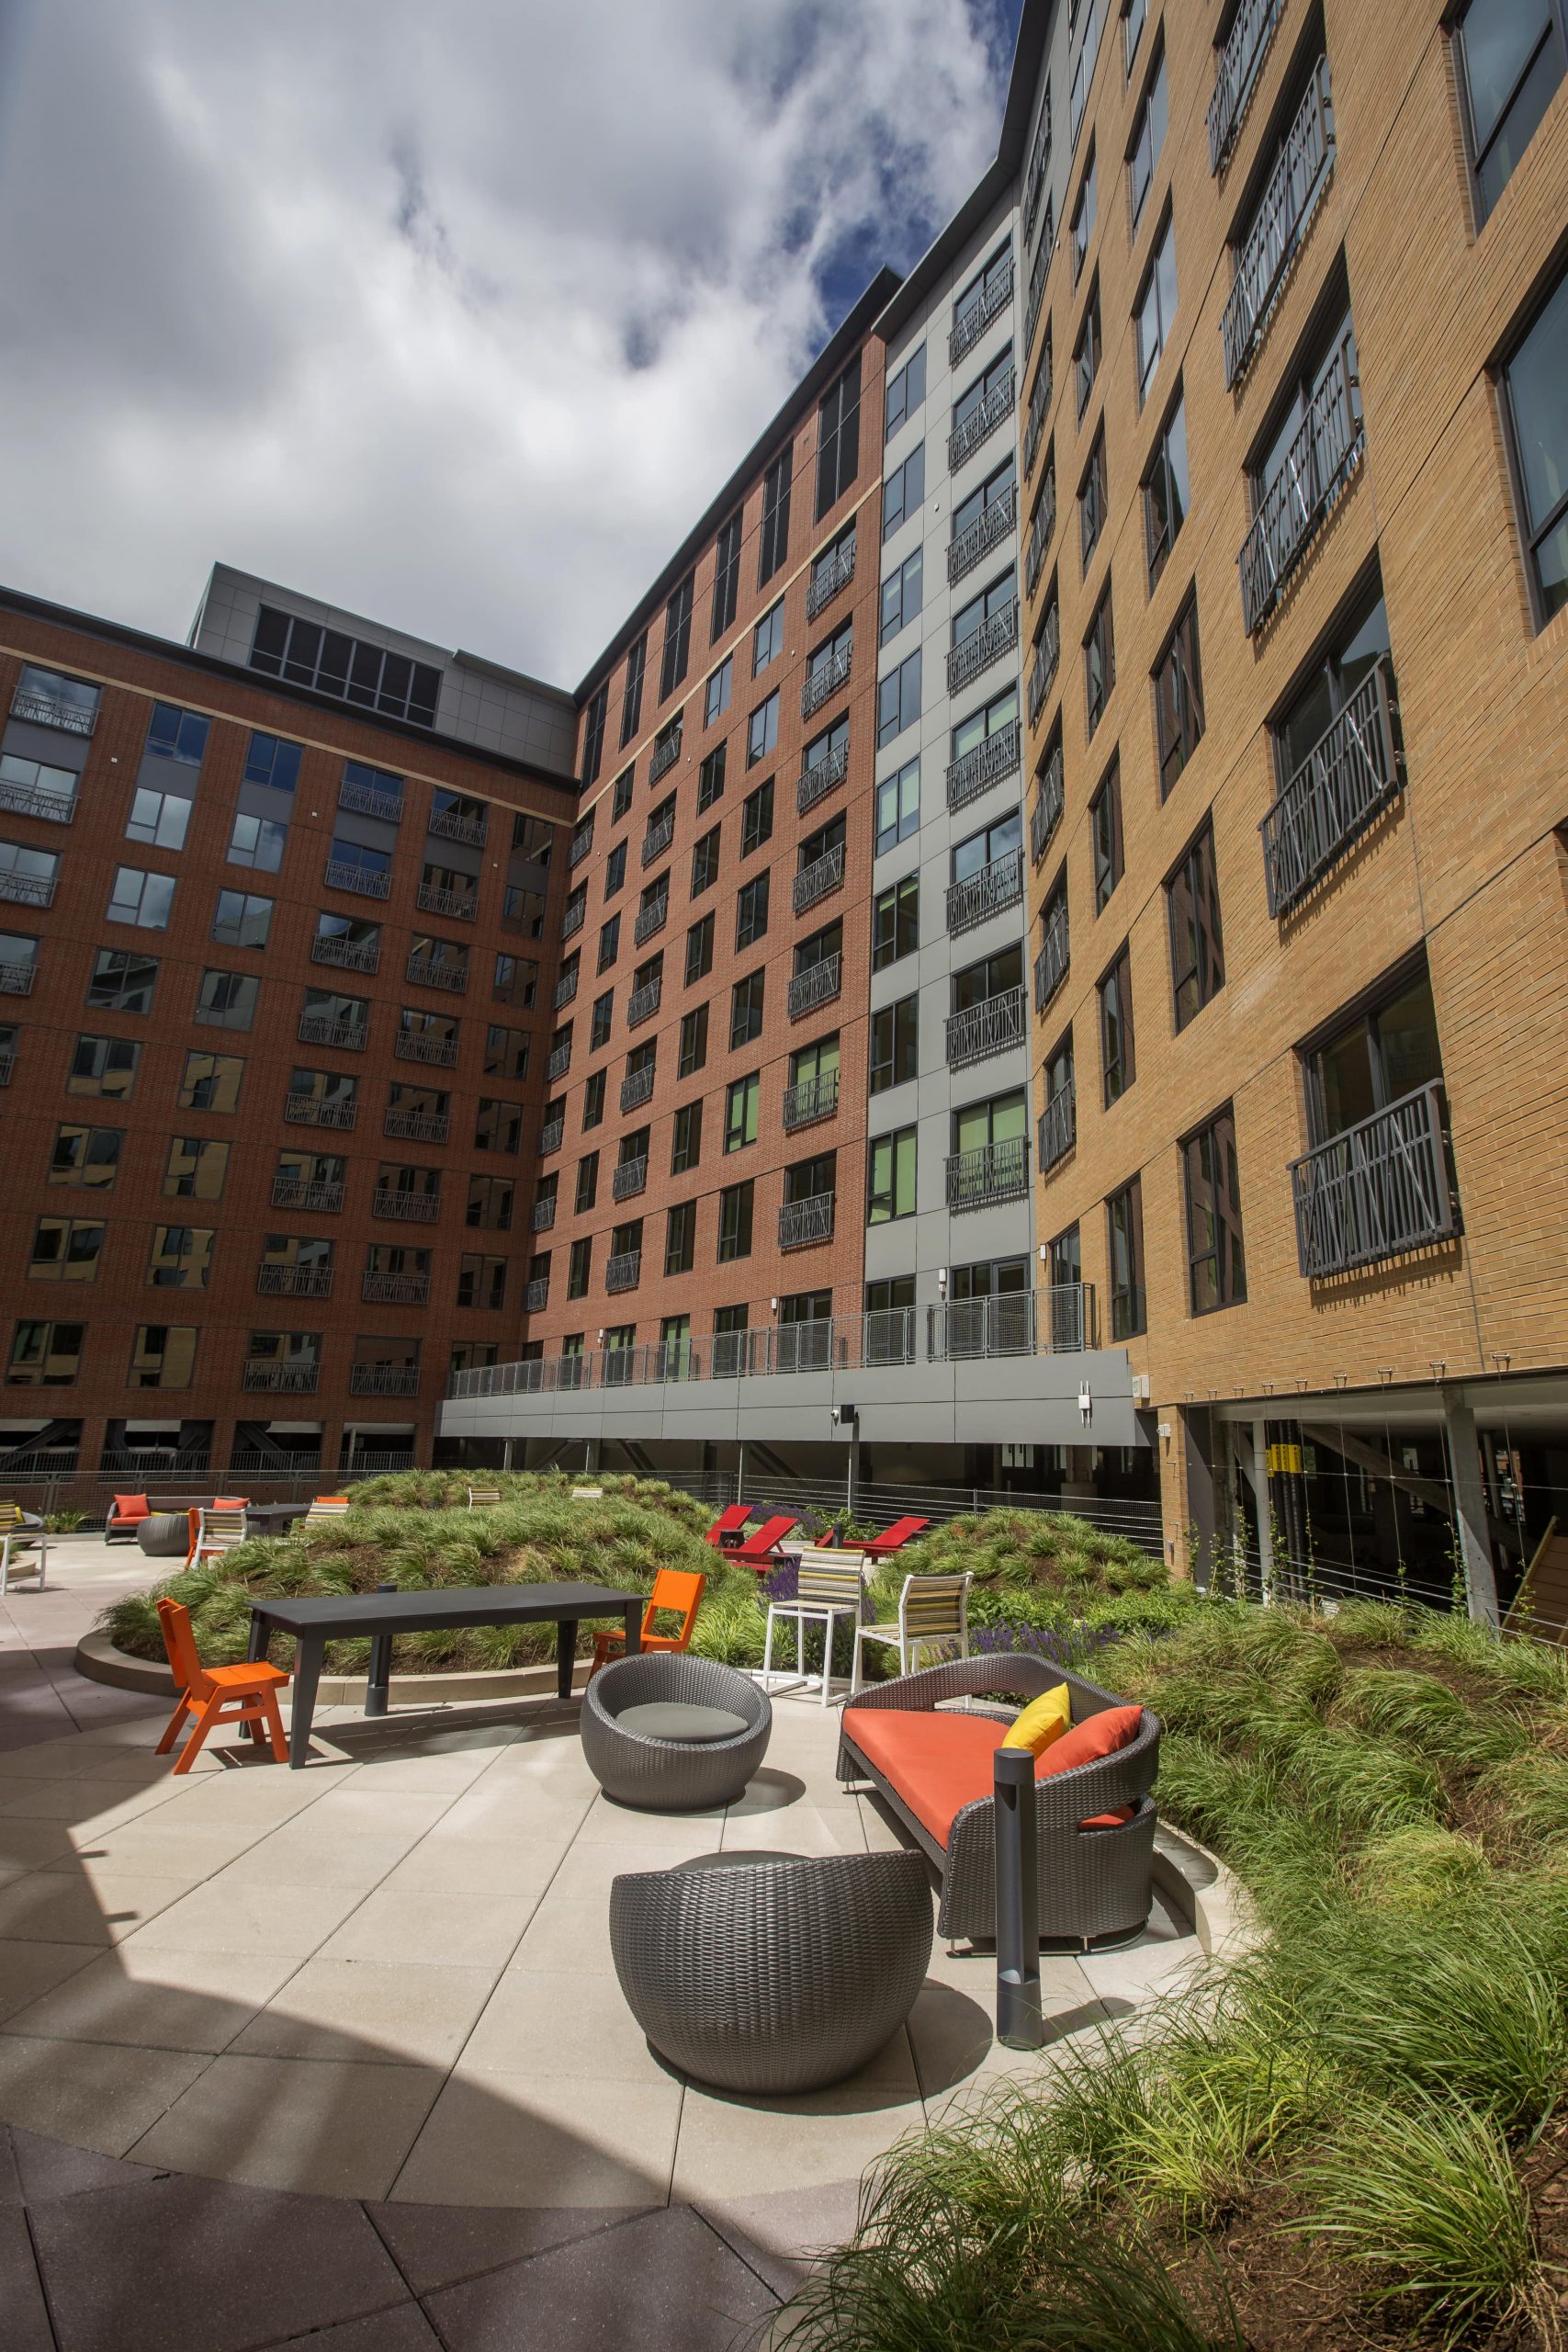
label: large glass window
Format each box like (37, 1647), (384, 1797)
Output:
(1167, 822), (1225, 1032)
(876, 650), (921, 748)
(1184, 1107), (1247, 1313)
(1089, 763), (1122, 910)
(1154, 595), (1204, 796)
(870, 997), (918, 1093)
(880, 548), (924, 645)
(872, 876), (919, 970)
(1500, 264), (1568, 621)
(885, 346), (926, 440)
(867, 1126), (917, 1224)
(816, 355), (862, 517)
(1144, 390), (1189, 590)
(875, 759), (919, 855)
(883, 445), (926, 539)
(759, 443), (793, 586)
(1134, 216), (1178, 402)
(725, 1072), (760, 1152)
(1456, 0), (1565, 219)
(1303, 965), (1443, 1146)
(107, 867), (175, 930)
(1107, 1177), (1146, 1338)
(1129, 47), (1168, 228)
(1099, 944), (1135, 1103)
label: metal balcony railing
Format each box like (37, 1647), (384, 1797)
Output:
(256, 1263), (333, 1298)
(560, 898), (586, 941)
(416, 882), (476, 922)
(1209, 0), (1288, 172)
(806, 541), (856, 619)
(393, 1031), (457, 1068)
(1023, 218), (1054, 366)
(340, 775), (402, 820)
(649, 726), (682, 785)
(768, 1320), (838, 1374)
(1025, 473), (1057, 594)
(297, 1014), (367, 1052)
(405, 952), (467, 991)
(947, 597), (1018, 695)
(950, 257), (1013, 367)
(945, 1135), (1029, 1211)
(531, 1193), (557, 1231)
(1238, 343), (1363, 635)
(948, 485), (1017, 587)
(1027, 605), (1060, 723)
(539, 1116), (564, 1156)
(373, 1188), (440, 1224)
(1222, 63), (1333, 389)
(612, 1156), (648, 1201)
(429, 805), (488, 846)
(1038, 1081), (1076, 1173)
(945, 986), (1026, 1069)
(1022, 96), (1052, 243)
(788, 953), (841, 1020)
(0, 870), (54, 908)
(929, 1283), (1089, 1359)
(10, 685), (96, 735)
(948, 369), (1016, 470)
(525, 1277), (549, 1312)
(243, 1360), (321, 1393)
(545, 1040), (572, 1082)
(1023, 354), (1053, 479)
(1290, 1084), (1459, 1279)
(553, 967), (579, 1010)
(325, 859), (390, 899)
(793, 843), (844, 914)
(0, 960), (36, 995)
(1034, 902), (1069, 1012)
(783, 1069), (840, 1129)
(0, 775), (74, 824)
(363, 1271), (429, 1305)
(945, 718), (1021, 814)
(312, 933), (378, 974)
(383, 1107), (448, 1143)
(802, 645), (852, 718)
(270, 1176), (343, 1213)
(285, 1093), (356, 1130)
(797, 741), (849, 816)
(620, 1063), (656, 1113)
(350, 1363), (420, 1396)
(627, 977), (661, 1027)
(946, 848), (1023, 936)
(569, 825), (593, 868)
(1261, 657), (1400, 918)
(1030, 743), (1065, 863)
(633, 894), (668, 945)
(604, 1249), (641, 1294)
(641, 815), (674, 866)
(779, 1192), (835, 1250)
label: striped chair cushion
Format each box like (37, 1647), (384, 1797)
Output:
(901, 1577), (967, 1635)
(795, 1558), (866, 1608)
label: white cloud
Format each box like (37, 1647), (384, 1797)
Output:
(0, 0), (1006, 687)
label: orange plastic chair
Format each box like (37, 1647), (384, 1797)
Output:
(589, 1568), (706, 1678)
(154, 1597), (291, 1772)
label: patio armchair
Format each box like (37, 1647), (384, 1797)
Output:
(301, 1495), (352, 1524)
(761, 1551), (865, 1704)
(0, 1504), (46, 1595)
(186, 1501), (250, 1567)
(154, 1597), (290, 1772)
(851, 1569), (971, 1690)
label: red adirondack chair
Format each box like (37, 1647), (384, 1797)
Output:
(705, 1505), (756, 1549)
(728, 1514), (799, 1571)
(859, 1516), (931, 1562)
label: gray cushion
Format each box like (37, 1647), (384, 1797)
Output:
(616, 1702), (751, 1744)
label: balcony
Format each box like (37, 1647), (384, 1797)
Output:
(0, 870), (54, 909)
(1261, 657), (1401, 917)
(633, 893), (668, 946)
(929, 1284), (1088, 1359)
(1024, 473), (1057, 595)
(944, 1135), (1029, 1212)
(946, 598), (1018, 695)
(257, 1263), (333, 1298)
(569, 826), (593, 869)
(0, 775), (74, 824)
(806, 541), (856, 620)
(1023, 355), (1053, 480)
(416, 882), (476, 922)
(620, 1063), (656, 1114)
(797, 741), (849, 817)
(612, 1156), (649, 1201)
(525, 1277), (549, 1312)
(1238, 344), (1363, 635)
(298, 1013), (366, 1052)
(946, 986), (1026, 1069)
(373, 1188), (440, 1224)
(0, 958), (36, 995)
(394, 1030), (457, 1068)
(783, 1069), (839, 1130)
(404, 952), (467, 992)
(1034, 904), (1069, 1012)
(350, 1363), (420, 1396)
(604, 1249), (641, 1295)
(649, 726), (682, 785)
(286, 1093), (356, 1130)
(340, 775), (402, 821)
(325, 858), (390, 899)
(945, 718), (1021, 815)
(539, 1116), (564, 1156)
(243, 1360), (320, 1394)
(1030, 743), (1065, 863)
(312, 932), (378, 974)
(640, 814), (674, 867)
(1290, 1084), (1460, 1279)
(1223, 63), (1333, 389)
(554, 966), (579, 1010)
(545, 1039), (572, 1082)
(1038, 1081), (1076, 1173)
(802, 645), (852, 718)
(1023, 221), (1054, 368)
(271, 1176), (344, 1213)
(429, 804), (488, 847)
(950, 258), (1013, 368)
(793, 844), (844, 915)
(779, 1192), (835, 1250)
(948, 369), (1016, 471)
(363, 1271), (430, 1305)
(948, 484), (1017, 588)
(946, 848), (1023, 936)
(384, 1107), (449, 1143)
(531, 1193), (557, 1232)
(788, 953), (841, 1020)
(1209, 0), (1288, 173)
(560, 898), (586, 942)
(627, 977), (661, 1028)
(10, 684), (96, 736)
(1027, 606), (1061, 723)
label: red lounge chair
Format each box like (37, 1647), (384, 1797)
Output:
(705, 1505), (756, 1550)
(860, 1516), (931, 1562)
(728, 1514), (799, 1571)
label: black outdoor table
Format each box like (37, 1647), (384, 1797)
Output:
(245, 1582), (644, 1766)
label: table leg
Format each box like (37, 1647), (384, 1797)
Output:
(365, 1633), (392, 1718)
(288, 1638), (322, 1769)
(243, 1612), (268, 1740)
(556, 1618), (576, 1701)
(623, 1600), (642, 1657)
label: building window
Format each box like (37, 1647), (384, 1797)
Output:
(759, 443), (794, 584)
(145, 702), (210, 766)
(1144, 390), (1190, 594)
(611, 767), (635, 824)
(885, 345), (926, 440)
(107, 867), (175, 931)
(679, 1002), (709, 1076)
(604, 842), (627, 900)
(50, 1125), (122, 1188)
(129, 1325), (197, 1389)
(581, 1069), (605, 1128)
(1129, 45), (1168, 229)
(717, 1180), (754, 1261)
(490, 951), (533, 1007)
(740, 777), (774, 857)
(480, 1024), (525, 1082)
(874, 758), (919, 856)
(725, 1072), (760, 1152)
(690, 826), (720, 896)
(1303, 963), (1445, 1152)
(249, 604), (439, 724)
(1107, 1177), (1146, 1338)
(1456, 0), (1565, 220)
(884, 444), (926, 540)
(671, 1100), (703, 1173)
(619, 632), (647, 748)
(1071, 145), (1097, 283)
(242, 731), (302, 793)
(585, 990), (610, 1052)
(575, 1152), (599, 1215)
(8, 1320), (85, 1385)
(1100, 944), (1136, 1103)
(228, 812), (288, 874)
(1079, 429), (1108, 569)
(1184, 1106), (1247, 1313)
(1084, 583), (1115, 735)
(694, 749), (727, 820)
(872, 874), (919, 970)
(1500, 265), (1568, 623)
(712, 510), (742, 639)
(1070, 0), (1105, 144)
(1154, 595), (1204, 796)
(466, 1174), (513, 1230)
(1168, 822), (1225, 1031)
(147, 1226), (214, 1290)
(1074, 279), (1101, 418)
(751, 598), (785, 678)
(1124, 0), (1147, 73)
(877, 650), (921, 749)
(1134, 214), (1178, 402)
(870, 996), (919, 1092)
(457, 1254), (507, 1311)
(747, 691), (779, 767)
(660, 571), (694, 701)
(28, 1217), (105, 1283)
(597, 917), (620, 975)
(164, 1137), (229, 1199)
(1089, 761), (1122, 910)
(729, 971), (764, 1047)
(212, 890), (272, 949)
(868, 1126), (917, 1224)
(67, 1035), (141, 1097)
(704, 656), (732, 728)
(879, 548), (924, 648)
(126, 784), (191, 851)
(474, 1098), (522, 1152)
(567, 1238), (592, 1299)
(735, 872), (770, 950)
(816, 355), (862, 517)
(580, 683), (607, 787)
(178, 1051), (244, 1113)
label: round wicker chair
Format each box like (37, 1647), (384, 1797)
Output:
(581, 1652), (773, 1811)
(610, 1849), (933, 2093)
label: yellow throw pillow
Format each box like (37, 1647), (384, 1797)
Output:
(999, 1684), (1071, 1756)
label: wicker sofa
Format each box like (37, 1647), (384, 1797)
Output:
(837, 1654), (1161, 1948)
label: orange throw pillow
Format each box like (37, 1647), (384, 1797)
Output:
(112, 1494), (150, 1521)
(1036, 1703), (1143, 1827)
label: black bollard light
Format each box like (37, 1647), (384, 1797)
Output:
(993, 1745), (1043, 2050)
(365, 1580), (397, 1718)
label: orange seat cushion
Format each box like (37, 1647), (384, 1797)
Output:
(843, 1703), (1141, 1848)
(112, 1494), (150, 1521)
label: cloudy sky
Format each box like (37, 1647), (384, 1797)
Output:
(0, 0), (1021, 691)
